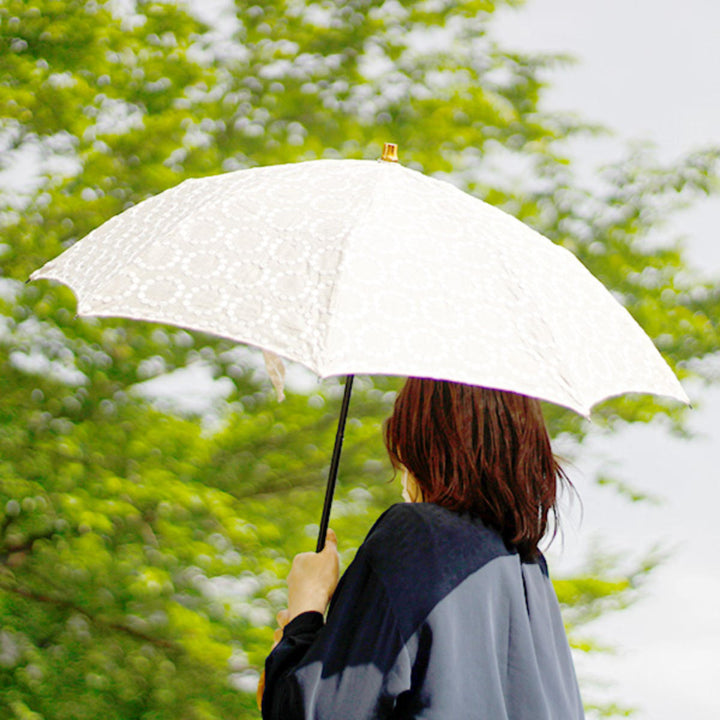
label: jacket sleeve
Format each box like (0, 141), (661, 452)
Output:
(261, 553), (412, 720)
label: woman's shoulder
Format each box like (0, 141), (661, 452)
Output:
(352, 504), (520, 638)
(360, 503), (514, 586)
(364, 502), (508, 554)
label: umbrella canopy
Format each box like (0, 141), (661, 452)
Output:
(31, 150), (687, 417)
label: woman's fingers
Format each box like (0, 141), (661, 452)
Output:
(324, 527), (337, 549)
(271, 608), (290, 650)
(256, 671), (266, 711)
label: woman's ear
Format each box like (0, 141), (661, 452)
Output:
(400, 466), (422, 503)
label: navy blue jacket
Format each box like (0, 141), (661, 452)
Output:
(263, 503), (584, 719)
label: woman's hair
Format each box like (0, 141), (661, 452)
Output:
(383, 378), (569, 561)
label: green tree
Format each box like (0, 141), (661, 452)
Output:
(1, 1), (718, 718)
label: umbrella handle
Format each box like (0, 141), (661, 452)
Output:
(316, 375), (354, 552)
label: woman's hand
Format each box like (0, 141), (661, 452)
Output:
(287, 529), (339, 621)
(272, 609), (290, 649)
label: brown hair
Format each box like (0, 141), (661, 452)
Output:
(383, 378), (569, 561)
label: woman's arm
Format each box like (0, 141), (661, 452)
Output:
(258, 530), (339, 714)
(261, 537), (412, 720)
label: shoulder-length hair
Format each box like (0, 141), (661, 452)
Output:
(383, 378), (569, 561)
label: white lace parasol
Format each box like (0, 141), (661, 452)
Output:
(31, 148), (688, 416)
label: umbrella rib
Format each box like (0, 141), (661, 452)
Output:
(314, 163), (393, 376)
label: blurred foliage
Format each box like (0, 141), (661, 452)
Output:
(1, 0), (718, 718)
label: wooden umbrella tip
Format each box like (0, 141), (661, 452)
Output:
(381, 143), (399, 162)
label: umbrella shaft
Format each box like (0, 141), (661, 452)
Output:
(316, 375), (355, 552)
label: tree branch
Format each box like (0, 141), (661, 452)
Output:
(0, 583), (177, 650)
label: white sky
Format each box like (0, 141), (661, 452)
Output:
(494, 1), (720, 717)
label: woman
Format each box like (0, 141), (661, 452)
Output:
(261, 378), (585, 719)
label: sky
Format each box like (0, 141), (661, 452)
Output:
(493, 1), (720, 716)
